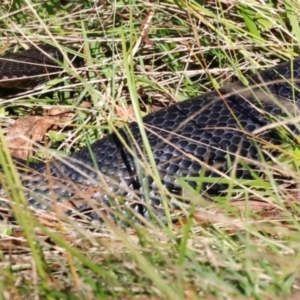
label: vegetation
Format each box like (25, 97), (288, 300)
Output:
(0, 0), (300, 299)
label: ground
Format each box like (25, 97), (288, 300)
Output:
(0, 0), (300, 299)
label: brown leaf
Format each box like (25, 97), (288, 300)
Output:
(6, 108), (74, 160)
(79, 101), (92, 108)
(115, 104), (137, 122)
(46, 107), (73, 118)
(6, 116), (52, 159)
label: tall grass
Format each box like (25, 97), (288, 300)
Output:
(0, 0), (300, 299)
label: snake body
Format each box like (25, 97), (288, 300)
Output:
(1, 45), (300, 223)
(0, 44), (82, 89)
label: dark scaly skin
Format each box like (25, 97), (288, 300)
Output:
(1, 46), (300, 223)
(0, 44), (82, 89)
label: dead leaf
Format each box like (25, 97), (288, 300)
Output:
(115, 104), (137, 122)
(47, 107), (74, 118)
(6, 108), (73, 160)
(79, 101), (92, 108)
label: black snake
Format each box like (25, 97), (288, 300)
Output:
(0, 44), (299, 224)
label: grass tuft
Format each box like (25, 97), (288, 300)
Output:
(0, 0), (300, 299)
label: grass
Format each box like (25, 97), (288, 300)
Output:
(0, 0), (300, 299)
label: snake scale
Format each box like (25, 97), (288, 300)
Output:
(1, 44), (300, 224)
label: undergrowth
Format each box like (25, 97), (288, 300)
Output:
(0, 0), (300, 299)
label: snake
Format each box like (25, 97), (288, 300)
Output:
(0, 44), (300, 224)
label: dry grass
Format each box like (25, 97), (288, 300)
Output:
(0, 0), (300, 299)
